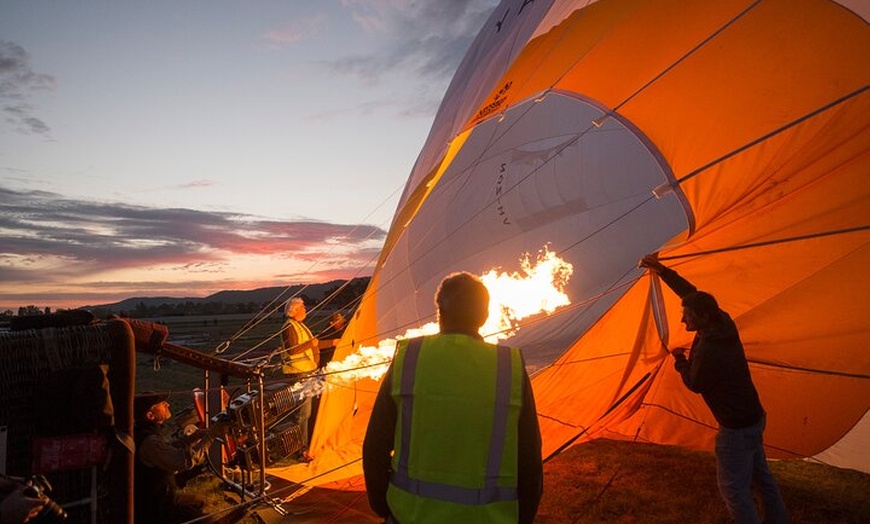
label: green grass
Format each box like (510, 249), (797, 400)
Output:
(178, 474), (262, 524)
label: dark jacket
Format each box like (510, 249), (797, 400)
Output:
(658, 267), (764, 429)
(134, 422), (178, 523)
(134, 422), (207, 523)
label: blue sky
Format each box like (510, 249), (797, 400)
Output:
(0, 0), (498, 310)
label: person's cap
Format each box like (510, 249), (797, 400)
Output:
(134, 392), (170, 421)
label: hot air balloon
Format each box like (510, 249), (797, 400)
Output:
(293, 0), (870, 487)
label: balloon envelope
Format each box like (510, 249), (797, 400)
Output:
(303, 0), (870, 483)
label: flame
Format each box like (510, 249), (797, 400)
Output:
(479, 247), (573, 342)
(317, 245), (572, 390)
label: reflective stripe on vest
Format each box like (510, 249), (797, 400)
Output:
(391, 336), (518, 505)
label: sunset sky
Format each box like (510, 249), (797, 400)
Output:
(0, 1), (498, 311)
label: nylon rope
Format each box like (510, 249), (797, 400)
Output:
(195, 0), (869, 443)
(539, 271), (665, 462)
(611, 0), (763, 115)
(152, 2), (867, 508)
(348, 0), (771, 313)
(178, 456), (366, 524)
(396, 0), (769, 266)
(676, 84), (868, 187)
(659, 225), (870, 261)
(565, 413), (652, 524)
(559, 276), (683, 516)
(215, 182), (403, 355)
(358, 2), (868, 308)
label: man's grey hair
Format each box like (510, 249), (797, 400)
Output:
(285, 297), (304, 316)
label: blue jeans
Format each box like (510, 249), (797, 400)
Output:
(284, 372), (313, 450)
(294, 396), (312, 449)
(715, 415), (788, 524)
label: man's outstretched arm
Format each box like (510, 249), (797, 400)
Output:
(639, 254), (697, 299)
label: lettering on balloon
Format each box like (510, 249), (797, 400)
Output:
(495, 0), (537, 33)
(494, 162), (512, 226)
(496, 8), (510, 32)
(476, 81), (513, 120)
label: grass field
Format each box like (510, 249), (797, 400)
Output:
(537, 439), (869, 523)
(185, 438), (870, 523)
(141, 314), (870, 523)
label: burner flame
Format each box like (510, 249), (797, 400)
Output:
(314, 246), (572, 392)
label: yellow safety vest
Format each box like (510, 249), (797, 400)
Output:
(280, 318), (318, 374)
(387, 334), (523, 524)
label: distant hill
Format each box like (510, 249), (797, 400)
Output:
(84, 278), (369, 316)
(205, 281), (341, 307)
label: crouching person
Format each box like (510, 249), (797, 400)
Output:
(134, 392), (225, 523)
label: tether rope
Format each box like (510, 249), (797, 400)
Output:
(675, 84), (869, 186)
(612, 0), (763, 115)
(338, 3), (767, 323)
(659, 225), (870, 261)
(214, 183), (404, 355)
(144, 2), (868, 515)
(393, 0), (770, 270)
(178, 457), (365, 524)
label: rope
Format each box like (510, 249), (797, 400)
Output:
(344, 9), (870, 330)
(178, 457), (365, 524)
(675, 84), (869, 186)
(612, 0), (763, 115)
(361, 0), (773, 292)
(747, 359), (870, 381)
(214, 183), (403, 355)
(320, 490), (370, 524)
(659, 225), (870, 261)
(155, 2), (867, 513)
(226, 243), (382, 363)
(563, 276), (676, 519)
(544, 365), (659, 463)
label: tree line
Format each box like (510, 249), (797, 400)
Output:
(2, 278), (370, 321)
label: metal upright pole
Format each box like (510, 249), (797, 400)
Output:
(203, 369), (210, 423)
(257, 372), (267, 495)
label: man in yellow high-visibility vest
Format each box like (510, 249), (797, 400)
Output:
(363, 272), (543, 524)
(280, 297), (319, 462)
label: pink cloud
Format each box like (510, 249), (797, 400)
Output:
(263, 14), (326, 45)
(0, 187), (385, 310)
